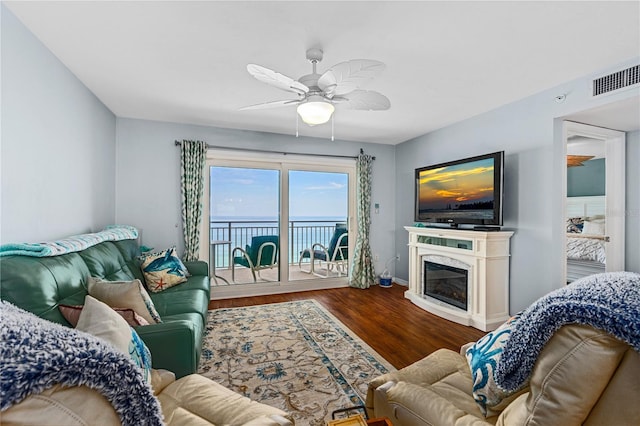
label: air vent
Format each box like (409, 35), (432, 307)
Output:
(592, 64), (640, 97)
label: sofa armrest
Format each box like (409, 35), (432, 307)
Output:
(136, 320), (197, 378)
(0, 384), (121, 426)
(184, 260), (209, 277)
(366, 349), (484, 424)
(156, 374), (294, 426)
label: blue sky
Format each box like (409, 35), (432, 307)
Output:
(210, 167), (348, 219)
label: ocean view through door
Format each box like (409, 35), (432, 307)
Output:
(204, 154), (354, 297)
(208, 166), (281, 286)
(288, 170), (348, 282)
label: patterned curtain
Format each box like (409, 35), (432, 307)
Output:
(349, 152), (376, 289)
(180, 140), (207, 261)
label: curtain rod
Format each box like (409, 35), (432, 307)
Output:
(174, 141), (375, 160)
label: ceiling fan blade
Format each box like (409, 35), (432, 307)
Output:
(247, 64), (309, 95)
(239, 99), (302, 111)
(337, 90), (390, 111)
(318, 60), (386, 97)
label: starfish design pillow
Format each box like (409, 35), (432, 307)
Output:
(139, 247), (189, 292)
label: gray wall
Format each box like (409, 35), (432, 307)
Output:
(567, 158), (605, 197)
(1, 5), (116, 243)
(114, 118), (397, 275)
(395, 58), (640, 313)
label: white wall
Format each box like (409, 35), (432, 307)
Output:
(395, 58), (640, 313)
(115, 118), (397, 276)
(626, 130), (640, 273)
(0, 5), (116, 243)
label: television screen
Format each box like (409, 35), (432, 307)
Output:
(415, 151), (504, 226)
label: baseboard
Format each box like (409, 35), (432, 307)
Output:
(210, 279), (349, 300)
(393, 277), (408, 286)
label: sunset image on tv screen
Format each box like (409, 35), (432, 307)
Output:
(418, 158), (494, 219)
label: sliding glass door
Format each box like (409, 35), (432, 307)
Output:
(202, 152), (355, 298)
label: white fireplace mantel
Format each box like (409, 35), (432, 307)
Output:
(405, 226), (513, 331)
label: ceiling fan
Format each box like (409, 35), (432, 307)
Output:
(240, 48), (390, 127)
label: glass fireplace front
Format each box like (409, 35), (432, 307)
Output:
(423, 261), (468, 310)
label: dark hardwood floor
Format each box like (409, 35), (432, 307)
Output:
(208, 283), (485, 369)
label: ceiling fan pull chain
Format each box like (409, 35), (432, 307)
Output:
(331, 114), (335, 141)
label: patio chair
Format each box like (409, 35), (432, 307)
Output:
(299, 226), (348, 277)
(231, 235), (279, 282)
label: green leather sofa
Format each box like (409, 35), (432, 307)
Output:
(0, 239), (210, 378)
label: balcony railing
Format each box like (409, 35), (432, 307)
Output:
(209, 220), (347, 268)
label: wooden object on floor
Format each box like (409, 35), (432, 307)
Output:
(327, 414), (367, 426)
(209, 283), (485, 369)
(367, 418), (393, 426)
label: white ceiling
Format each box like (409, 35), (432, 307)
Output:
(5, 1), (640, 145)
(565, 96), (640, 132)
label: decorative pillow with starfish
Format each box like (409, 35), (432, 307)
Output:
(139, 247), (190, 292)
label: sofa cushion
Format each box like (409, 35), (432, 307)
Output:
(111, 239), (147, 283)
(88, 277), (162, 324)
(139, 247), (189, 292)
(150, 286), (209, 322)
(112, 239), (143, 263)
(78, 242), (137, 281)
(76, 295), (152, 383)
(0, 253), (89, 324)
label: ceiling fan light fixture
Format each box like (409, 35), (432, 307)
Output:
(297, 96), (335, 126)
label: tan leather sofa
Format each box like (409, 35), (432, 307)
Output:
(1, 369), (293, 426)
(366, 324), (640, 426)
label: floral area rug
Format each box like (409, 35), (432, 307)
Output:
(198, 299), (395, 426)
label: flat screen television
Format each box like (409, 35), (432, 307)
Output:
(414, 151), (504, 227)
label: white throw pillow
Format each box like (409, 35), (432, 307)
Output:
(87, 277), (162, 324)
(583, 220), (605, 235)
(76, 295), (152, 383)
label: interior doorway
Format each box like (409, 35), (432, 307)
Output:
(562, 121), (626, 283)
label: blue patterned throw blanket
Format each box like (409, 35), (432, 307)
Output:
(0, 301), (164, 426)
(495, 272), (640, 393)
(0, 225), (138, 257)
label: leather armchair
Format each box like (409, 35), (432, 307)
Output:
(2, 366), (294, 426)
(366, 324), (640, 425)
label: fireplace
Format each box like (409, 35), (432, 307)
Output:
(405, 226), (513, 331)
(423, 261), (468, 310)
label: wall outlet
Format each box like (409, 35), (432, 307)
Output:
(374, 254), (379, 261)
(395, 254), (400, 261)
